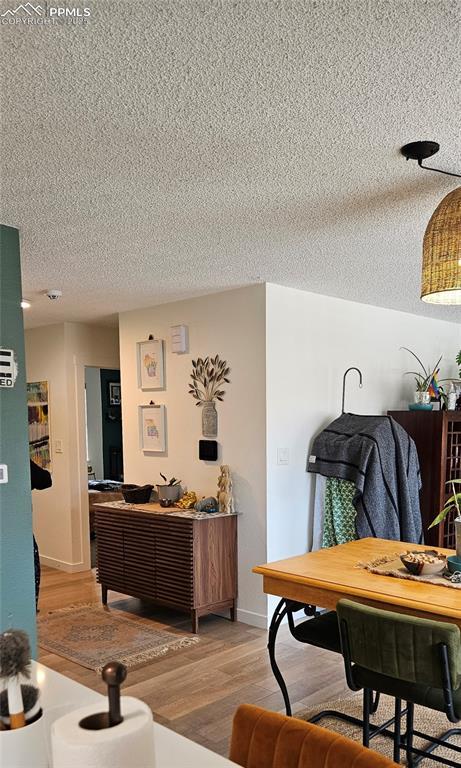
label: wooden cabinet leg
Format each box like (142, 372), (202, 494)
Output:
(230, 601), (236, 622)
(191, 610), (199, 634)
(102, 584), (108, 605)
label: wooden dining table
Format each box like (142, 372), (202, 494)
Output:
(254, 537), (461, 628)
(253, 537), (461, 718)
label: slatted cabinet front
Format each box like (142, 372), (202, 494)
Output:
(94, 506), (237, 632)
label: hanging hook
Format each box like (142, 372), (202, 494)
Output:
(342, 367), (363, 414)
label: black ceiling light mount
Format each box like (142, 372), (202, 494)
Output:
(401, 141), (461, 178)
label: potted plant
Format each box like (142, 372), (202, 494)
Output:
(429, 480), (461, 557)
(156, 474), (182, 503)
(188, 356), (230, 438)
(401, 347), (445, 409)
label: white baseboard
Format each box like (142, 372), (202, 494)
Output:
(39, 555), (87, 573)
(236, 608), (268, 629)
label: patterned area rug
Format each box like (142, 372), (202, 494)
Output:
(38, 603), (199, 671)
(298, 693), (461, 766)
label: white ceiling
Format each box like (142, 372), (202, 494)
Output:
(1, 0), (460, 328)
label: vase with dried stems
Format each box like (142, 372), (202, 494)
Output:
(188, 356), (230, 438)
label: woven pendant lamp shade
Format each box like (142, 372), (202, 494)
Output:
(421, 186), (461, 304)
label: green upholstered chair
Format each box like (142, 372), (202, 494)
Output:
(336, 599), (461, 767)
(268, 599), (383, 739)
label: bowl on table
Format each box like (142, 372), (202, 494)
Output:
(121, 484), (153, 504)
(447, 555), (461, 575)
(400, 550), (446, 576)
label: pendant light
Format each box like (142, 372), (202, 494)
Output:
(421, 186), (461, 304)
(401, 141), (461, 305)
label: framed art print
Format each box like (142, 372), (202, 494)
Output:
(27, 380), (52, 472)
(137, 339), (165, 390)
(139, 404), (166, 452)
(109, 382), (121, 405)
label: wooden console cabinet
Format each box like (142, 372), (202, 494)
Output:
(389, 411), (461, 548)
(93, 502), (237, 633)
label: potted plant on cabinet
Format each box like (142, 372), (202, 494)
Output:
(156, 474), (182, 503)
(401, 347), (446, 410)
(429, 480), (461, 557)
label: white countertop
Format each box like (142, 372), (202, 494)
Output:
(30, 662), (237, 767)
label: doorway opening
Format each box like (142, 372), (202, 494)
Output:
(84, 367), (124, 566)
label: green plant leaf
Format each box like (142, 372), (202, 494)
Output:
(400, 347), (429, 378)
(428, 507), (451, 528)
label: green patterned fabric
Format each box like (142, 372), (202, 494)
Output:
(322, 478), (357, 548)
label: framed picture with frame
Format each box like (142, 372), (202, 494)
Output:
(109, 382), (121, 405)
(139, 404), (166, 452)
(27, 380), (52, 473)
(137, 339), (165, 390)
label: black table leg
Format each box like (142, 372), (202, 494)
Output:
(268, 598), (292, 715)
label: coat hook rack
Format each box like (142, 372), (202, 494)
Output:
(342, 367), (363, 414)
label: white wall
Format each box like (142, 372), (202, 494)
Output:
(266, 284), (461, 582)
(84, 367), (104, 479)
(25, 322), (119, 571)
(119, 285), (268, 627)
(25, 324), (71, 564)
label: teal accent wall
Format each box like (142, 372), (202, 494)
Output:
(0, 225), (37, 653)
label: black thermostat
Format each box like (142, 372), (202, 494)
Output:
(199, 440), (218, 461)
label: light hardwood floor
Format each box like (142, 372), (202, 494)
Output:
(38, 566), (349, 758)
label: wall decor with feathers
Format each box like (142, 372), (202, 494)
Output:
(188, 356), (231, 438)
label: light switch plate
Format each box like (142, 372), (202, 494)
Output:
(55, 440), (63, 454)
(277, 448), (289, 465)
(0, 464), (8, 483)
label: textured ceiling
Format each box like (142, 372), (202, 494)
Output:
(0, 0), (460, 328)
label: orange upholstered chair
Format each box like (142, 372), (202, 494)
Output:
(229, 704), (399, 768)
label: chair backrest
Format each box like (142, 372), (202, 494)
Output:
(229, 704), (399, 768)
(336, 599), (461, 690)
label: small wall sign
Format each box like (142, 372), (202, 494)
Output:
(0, 349), (18, 388)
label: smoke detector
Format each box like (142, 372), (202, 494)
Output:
(46, 289), (62, 300)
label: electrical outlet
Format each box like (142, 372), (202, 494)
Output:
(0, 464), (8, 483)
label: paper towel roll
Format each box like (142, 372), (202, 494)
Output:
(51, 696), (156, 768)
